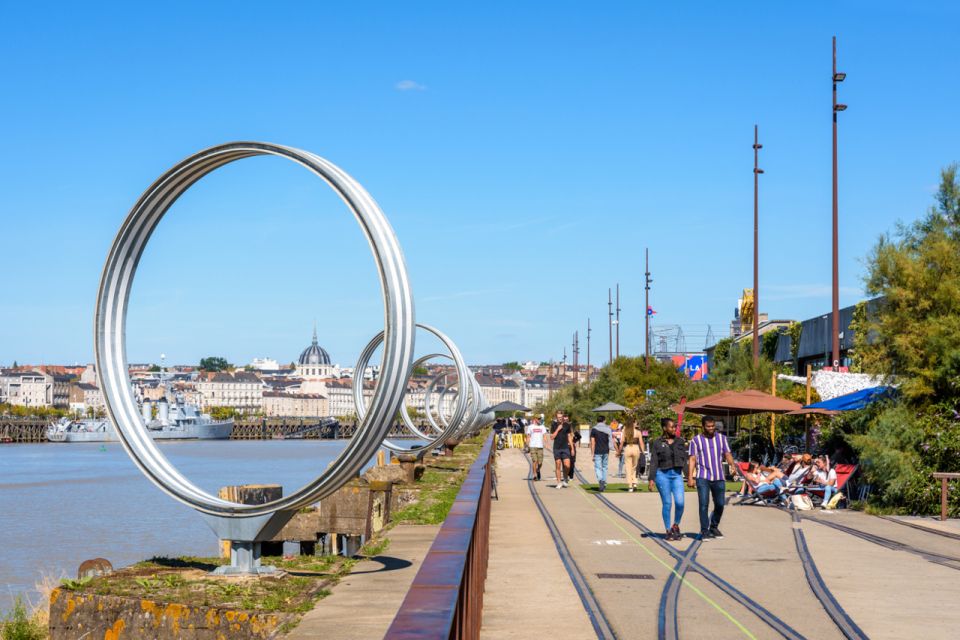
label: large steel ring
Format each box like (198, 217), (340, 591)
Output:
(95, 142), (415, 516)
(353, 324), (469, 454)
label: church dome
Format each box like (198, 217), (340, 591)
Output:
(298, 328), (331, 366)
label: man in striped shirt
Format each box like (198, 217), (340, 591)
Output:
(687, 416), (738, 540)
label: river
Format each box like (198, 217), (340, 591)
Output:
(0, 439), (378, 614)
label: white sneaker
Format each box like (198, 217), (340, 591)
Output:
(556, 483), (564, 489)
(562, 481), (569, 488)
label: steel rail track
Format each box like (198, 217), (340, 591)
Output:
(788, 511), (869, 639)
(573, 469), (805, 640)
(524, 454), (617, 639)
(800, 513), (960, 571)
(876, 515), (960, 542)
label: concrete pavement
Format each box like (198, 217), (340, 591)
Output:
(482, 445), (960, 640)
(287, 525), (439, 639)
(481, 445), (596, 639)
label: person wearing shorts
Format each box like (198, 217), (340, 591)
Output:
(525, 417), (547, 480)
(551, 412), (573, 488)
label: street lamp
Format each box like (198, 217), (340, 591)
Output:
(831, 36), (846, 370)
(753, 125), (764, 368)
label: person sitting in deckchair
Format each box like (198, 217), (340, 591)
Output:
(785, 454), (813, 488)
(810, 456), (838, 509)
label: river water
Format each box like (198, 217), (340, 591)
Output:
(0, 439), (377, 613)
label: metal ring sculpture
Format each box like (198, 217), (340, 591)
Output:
(352, 324), (472, 455)
(95, 142), (416, 517)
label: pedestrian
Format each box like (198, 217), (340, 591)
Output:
(567, 416), (581, 481)
(611, 420), (625, 478)
(687, 416), (738, 540)
(590, 415), (613, 492)
(525, 417), (548, 481)
(621, 419), (645, 492)
(550, 412), (573, 488)
(648, 417), (688, 541)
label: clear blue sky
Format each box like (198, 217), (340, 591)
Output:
(2, 2), (958, 367)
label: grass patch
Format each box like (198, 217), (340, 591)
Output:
(61, 553), (353, 615)
(0, 596), (46, 640)
(392, 467), (466, 524)
(390, 432), (490, 525)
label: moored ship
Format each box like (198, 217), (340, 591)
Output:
(47, 395), (232, 442)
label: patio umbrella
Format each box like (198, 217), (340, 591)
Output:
(682, 389), (801, 416)
(679, 389), (802, 460)
(489, 400), (531, 413)
(591, 401), (627, 412)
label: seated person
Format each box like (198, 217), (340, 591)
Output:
(758, 463), (786, 483)
(811, 456), (838, 508)
(744, 462), (783, 494)
(785, 454), (813, 487)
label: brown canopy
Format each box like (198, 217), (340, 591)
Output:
(679, 389), (802, 416)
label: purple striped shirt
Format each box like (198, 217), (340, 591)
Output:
(688, 433), (731, 481)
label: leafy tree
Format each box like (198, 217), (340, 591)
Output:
(148, 364), (161, 372)
(12, 360), (17, 368)
(503, 361), (523, 372)
(859, 164), (960, 402)
(761, 330), (780, 362)
(412, 365), (428, 376)
(199, 357), (230, 372)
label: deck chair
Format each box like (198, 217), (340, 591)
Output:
(733, 462), (787, 506)
(802, 463), (857, 507)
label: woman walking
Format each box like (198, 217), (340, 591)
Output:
(648, 417), (688, 541)
(620, 420), (645, 491)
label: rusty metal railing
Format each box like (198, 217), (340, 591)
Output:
(385, 433), (495, 640)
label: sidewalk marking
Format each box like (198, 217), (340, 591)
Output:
(572, 482), (758, 640)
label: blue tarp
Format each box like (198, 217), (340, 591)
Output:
(805, 386), (896, 412)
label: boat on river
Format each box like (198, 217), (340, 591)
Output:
(47, 395), (232, 442)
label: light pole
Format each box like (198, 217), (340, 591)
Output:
(586, 318), (592, 380)
(645, 249), (652, 371)
(608, 288), (613, 364)
(832, 36), (847, 370)
(615, 283), (621, 359)
(753, 125), (763, 368)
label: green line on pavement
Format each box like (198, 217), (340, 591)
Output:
(572, 483), (758, 640)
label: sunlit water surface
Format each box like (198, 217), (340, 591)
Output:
(0, 439), (379, 613)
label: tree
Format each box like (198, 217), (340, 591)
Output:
(412, 365), (428, 376)
(148, 364), (161, 372)
(859, 164), (960, 402)
(503, 361), (523, 372)
(199, 357), (230, 372)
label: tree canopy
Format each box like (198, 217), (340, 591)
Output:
(859, 164), (960, 403)
(199, 357), (231, 372)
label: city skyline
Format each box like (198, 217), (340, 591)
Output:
(3, 3), (959, 366)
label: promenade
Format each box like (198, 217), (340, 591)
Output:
(480, 447), (960, 640)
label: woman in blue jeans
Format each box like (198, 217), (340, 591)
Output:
(647, 418), (689, 541)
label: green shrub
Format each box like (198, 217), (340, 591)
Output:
(849, 403), (960, 515)
(1, 597), (46, 640)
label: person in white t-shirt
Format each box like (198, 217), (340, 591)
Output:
(812, 456), (838, 508)
(525, 417), (548, 481)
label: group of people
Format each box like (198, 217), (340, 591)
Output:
(741, 452), (839, 509)
(523, 410), (742, 542)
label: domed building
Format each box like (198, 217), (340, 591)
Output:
(296, 327), (335, 380)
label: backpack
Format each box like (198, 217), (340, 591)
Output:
(792, 494), (814, 511)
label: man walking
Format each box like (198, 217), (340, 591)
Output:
(590, 415), (613, 492)
(551, 412), (573, 488)
(525, 417), (548, 480)
(687, 416), (738, 540)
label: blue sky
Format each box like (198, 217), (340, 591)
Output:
(1, 2), (958, 367)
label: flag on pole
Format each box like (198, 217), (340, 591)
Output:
(647, 306), (657, 316)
